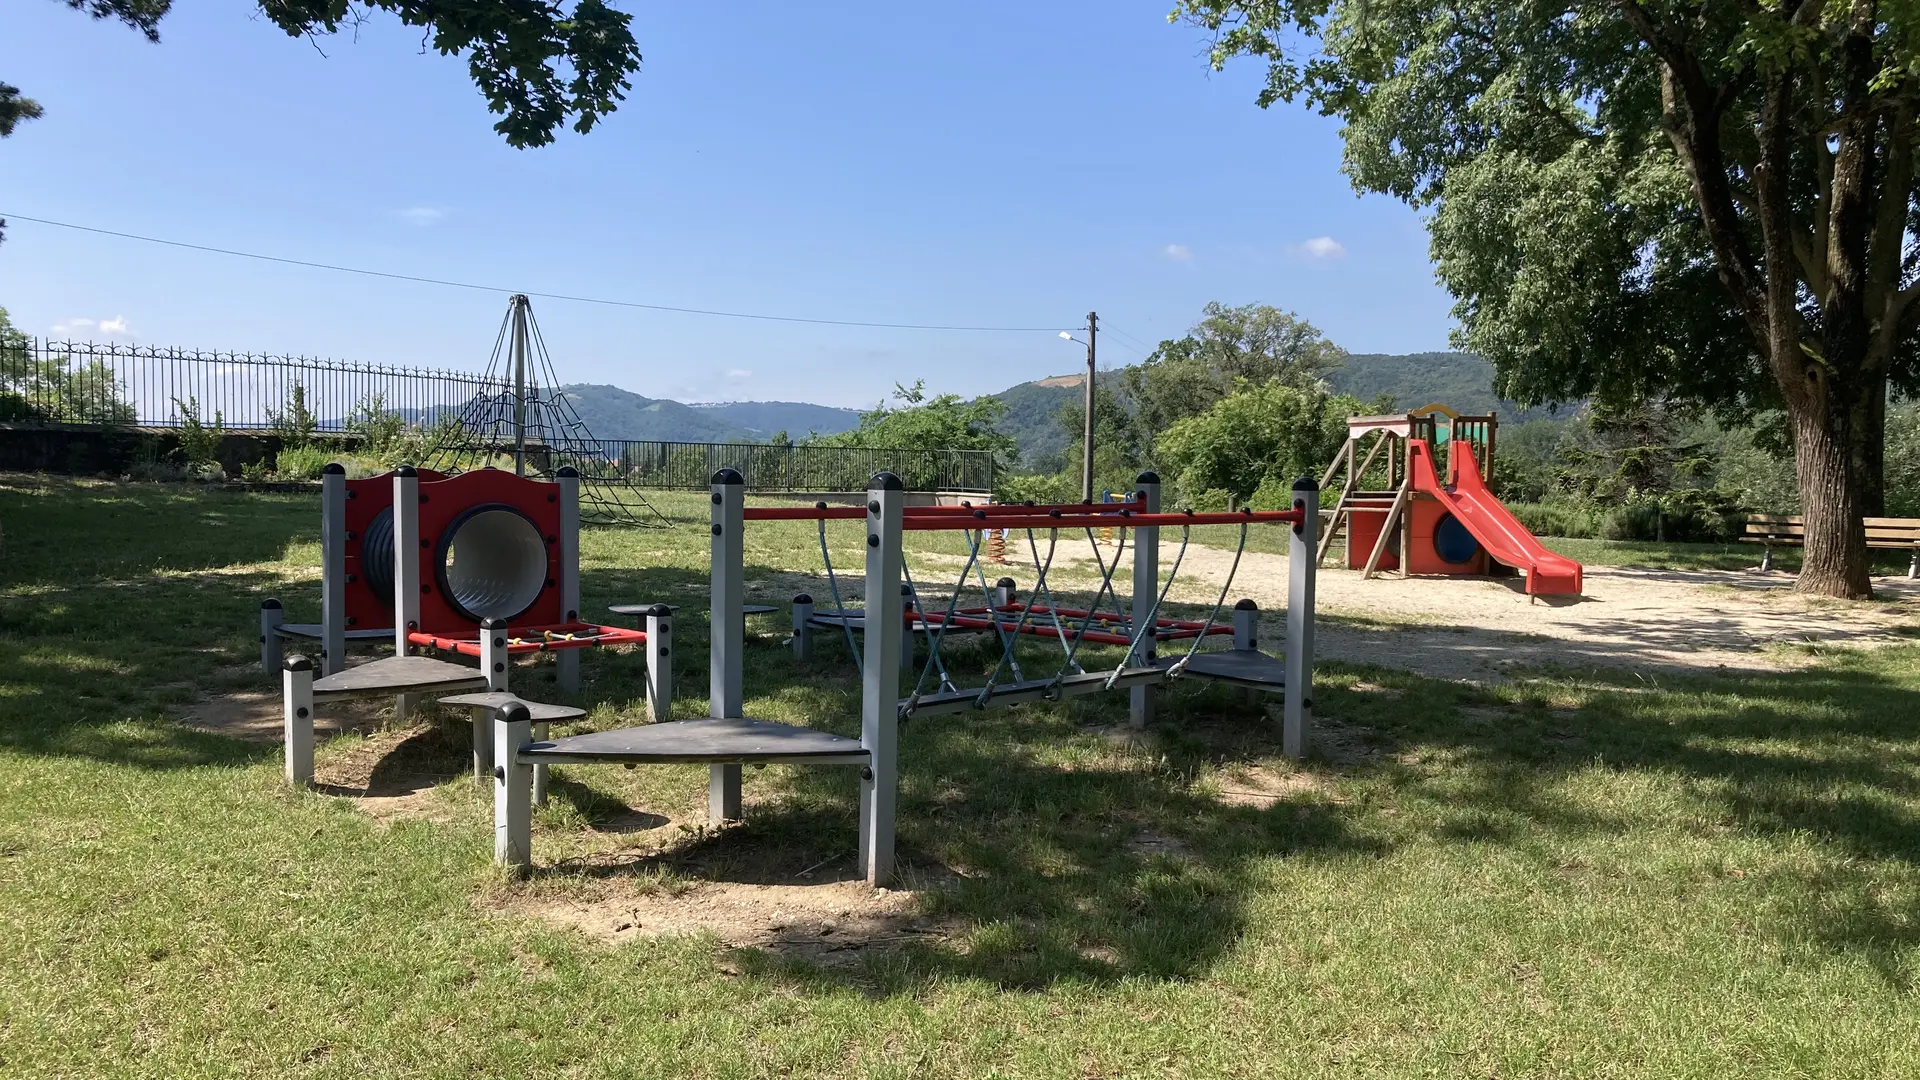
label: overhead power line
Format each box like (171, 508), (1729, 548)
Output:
(0, 212), (1066, 333)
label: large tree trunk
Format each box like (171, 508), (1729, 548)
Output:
(1787, 389), (1875, 599)
(1850, 386), (1887, 516)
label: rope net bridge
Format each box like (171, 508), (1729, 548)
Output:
(484, 469), (1322, 887)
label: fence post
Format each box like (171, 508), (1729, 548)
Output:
(1131, 472), (1161, 730)
(859, 471), (905, 886)
(708, 467), (746, 822)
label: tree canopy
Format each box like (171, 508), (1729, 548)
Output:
(822, 381), (1019, 462)
(1124, 302), (1347, 434)
(1175, 0), (1920, 597)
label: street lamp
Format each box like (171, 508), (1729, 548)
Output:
(1059, 314), (1097, 502)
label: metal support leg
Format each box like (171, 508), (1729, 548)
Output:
(1131, 474), (1161, 730)
(1233, 598), (1260, 705)
(1284, 478), (1320, 759)
(993, 577), (1017, 610)
(709, 468), (746, 822)
(494, 703), (533, 874)
(471, 707), (492, 782)
(1760, 543), (1773, 573)
(283, 655), (315, 786)
(645, 607), (673, 722)
(392, 467), (421, 723)
(260, 598), (285, 676)
(858, 472), (905, 886)
(531, 721), (550, 807)
(791, 594), (814, 662)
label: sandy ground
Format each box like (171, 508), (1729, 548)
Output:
(1006, 537), (1920, 683)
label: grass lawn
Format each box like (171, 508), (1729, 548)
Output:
(2, 473), (1917, 1078)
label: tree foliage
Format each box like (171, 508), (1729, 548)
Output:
(1155, 381), (1357, 507)
(822, 381), (1019, 462)
(1124, 302), (1347, 434)
(1174, 0), (1920, 597)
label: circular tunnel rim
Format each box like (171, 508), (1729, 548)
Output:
(433, 502), (550, 625)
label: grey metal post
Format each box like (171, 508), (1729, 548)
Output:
(859, 472), (906, 886)
(555, 466), (582, 693)
(708, 468), (746, 821)
(1284, 478), (1320, 759)
(993, 577), (1017, 610)
(473, 618), (508, 780)
(1233, 598), (1260, 705)
(510, 296), (530, 477)
(260, 598), (285, 676)
(320, 463), (347, 675)
(791, 593), (814, 662)
(532, 721), (550, 808)
(283, 654), (315, 786)
(644, 605), (673, 722)
(1232, 599), (1258, 650)
(1131, 472), (1161, 730)
(494, 701), (533, 874)
(391, 466), (421, 724)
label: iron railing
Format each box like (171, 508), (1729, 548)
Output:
(566, 440), (995, 494)
(0, 338), (508, 431)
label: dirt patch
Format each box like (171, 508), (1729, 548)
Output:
(1209, 764), (1330, 806)
(310, 725), (469, 822)
(182, 688), (398, 744)
(497, 876), (956, 966)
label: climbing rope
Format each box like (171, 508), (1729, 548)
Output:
(1104, 522), (1195, 690)
(1165, 521), (1248, 678)
(817, 515), (863, 676)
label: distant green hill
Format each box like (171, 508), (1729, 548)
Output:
(1327, 352), (1560, 420)
(554, 384), (860, 442)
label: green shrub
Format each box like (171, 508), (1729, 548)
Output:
(994, 471), (1075, 505)
(172, 396), (225, 468)
(273, 444), (336, 481)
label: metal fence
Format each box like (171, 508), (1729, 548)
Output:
(571, 440), (995, 494)
(0, 337), (507, 431)
(0, 337), (997, 493)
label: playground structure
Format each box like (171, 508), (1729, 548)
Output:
(1318, 405), (1583, 596)
(425, 294), (670, 528)
(485, 469), (1319, 886)
(272, 464), (669, 787)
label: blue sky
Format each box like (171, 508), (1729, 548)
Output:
(0, 2), (1454, 408)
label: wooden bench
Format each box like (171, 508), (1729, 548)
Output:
(1741, 514), (1920, 577)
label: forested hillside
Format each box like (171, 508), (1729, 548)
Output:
(554, 384), (860, 442)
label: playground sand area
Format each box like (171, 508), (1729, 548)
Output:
(1081, 539), (1920, 683)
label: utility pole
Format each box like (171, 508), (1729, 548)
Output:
(1081, 310), (1098, 503)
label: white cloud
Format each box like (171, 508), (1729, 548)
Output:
(1291, 236), (1347, 260)
(396, 206), (446, 226)
(725, 369), (752, 381)
(1162, 243), (1193, 262)
(49, 316), (135, 339)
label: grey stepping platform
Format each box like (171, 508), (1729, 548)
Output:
(1156, 649), (1287, 691)
(900, 666), (1166, 719)
(311, 655), (490, 701)
(518, 717), (867, 766)
(273, 624), (392, 641)
(438, 692), (588, 723)
(741, 604), (778, 616)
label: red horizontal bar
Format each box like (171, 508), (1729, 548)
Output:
(742, 506), (866, 521)
(743, 498), (1149, 523)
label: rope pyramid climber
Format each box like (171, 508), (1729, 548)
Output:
(426, 294), (670, 528)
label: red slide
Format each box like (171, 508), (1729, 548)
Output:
(1409, 439), (1584, 596)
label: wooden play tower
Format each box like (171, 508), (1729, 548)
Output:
(1317, 404), (1498, 577)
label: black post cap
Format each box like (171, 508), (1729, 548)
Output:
(995, 577), (1017, 589)
(283, 654), (313, 673)
(901, 583), (915, 595)
(712, 467), (744, 485)
(499, 701), (531, 725)
(394, 465), (417, 477)
(1135, 471), (1161, 485)
(480, 617), (503, 630)
(556, 465), (579, 479)
(793, 593), (814, 605)
(1292, 476), (1320, 491)
(648, 604), (673, 618)
(870, 471), (904, 491)
(1234, 598), (1259, 611)
(261, 597), (282, 610)
(322, 462), (346, 476)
